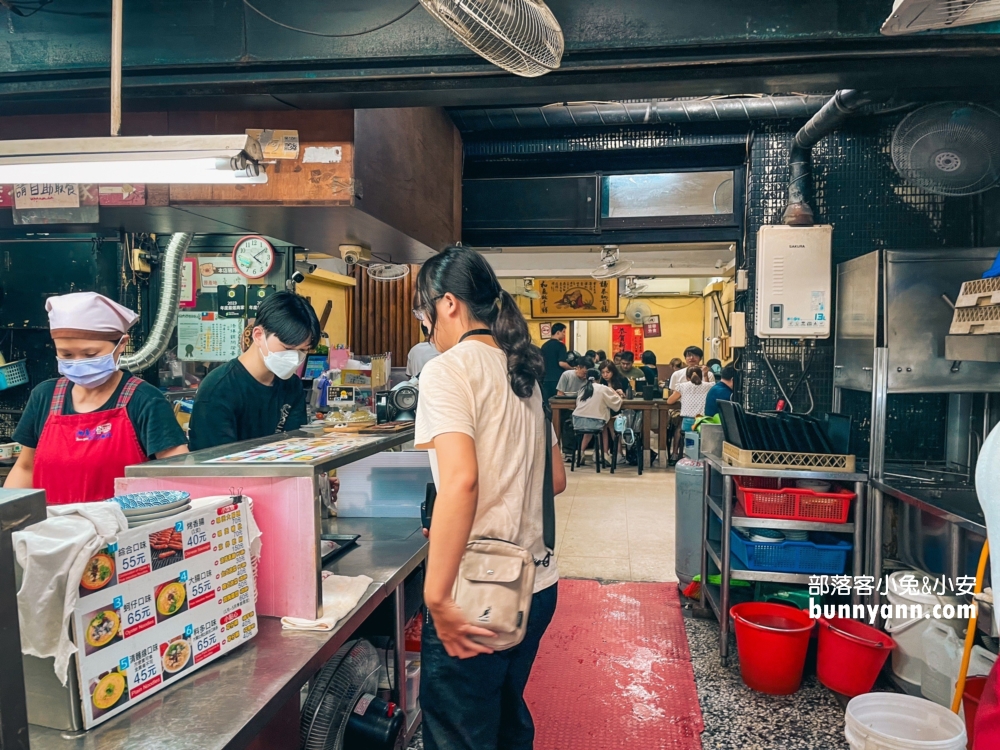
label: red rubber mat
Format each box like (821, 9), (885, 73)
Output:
(525, 580), (703, 750)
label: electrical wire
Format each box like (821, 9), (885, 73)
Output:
(1, 0), (107, 18)
(242, 0), (420, 38)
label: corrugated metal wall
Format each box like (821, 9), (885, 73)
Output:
(350, 265), (423, 358)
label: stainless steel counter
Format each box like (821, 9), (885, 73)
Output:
(28, 519), (427, 750)
(125, 429), (414, 478)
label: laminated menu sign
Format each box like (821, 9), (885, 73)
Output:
(73, 497), (258, 728)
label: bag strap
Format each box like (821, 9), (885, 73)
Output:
(541, 398), (556, 554)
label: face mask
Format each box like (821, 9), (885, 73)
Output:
(259, 337), (305, 380)
(57, 340), (122, 388)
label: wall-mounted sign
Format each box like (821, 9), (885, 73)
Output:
(179, 259), (197, 309)
(217, 285), (247, 318)
(198, 256), (243, 293)
(612, 324), (644, 358)
(643, 314), (661, 338)
(13, 183), (80, 209)
(98, 184), (146, 206)
(531, 278), (618, 320)
(247, 285), (276, 317)
(539, 322), (552, 340)
(177, 311), (244, 361)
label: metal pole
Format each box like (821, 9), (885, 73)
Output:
(868, 347), (889, 482)
(719, 475), (734, 665)
(852, 481), (866, 612)
(110, 0), (123, 136)
(700, 461), (711, 612)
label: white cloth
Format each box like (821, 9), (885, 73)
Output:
(976, 426), (1000, 631)
(406, 341), (440, 378)
(556, 370), (587, 395)
(669, 367), (715, 391)
(674, 380), (715, 418)
(13, 503), (128, 685)
(415, 340), (558, 593)
(46, 291), (138, 338)
(573, 383), (623, 422)
(281, 572), (374, 631)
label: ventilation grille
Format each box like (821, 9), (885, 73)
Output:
(882, 0), (1000, 34)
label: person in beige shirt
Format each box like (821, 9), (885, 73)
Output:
(412, 245), (567, 750)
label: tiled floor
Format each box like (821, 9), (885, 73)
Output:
(555, 458), (677, 584)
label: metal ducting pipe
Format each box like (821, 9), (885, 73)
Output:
(450, 96), (831, 131)
(782, 90), (883, 225)
(120, 232), (193, 373)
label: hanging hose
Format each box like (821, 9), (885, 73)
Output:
(119, 232), (193, 373)
(953, 540), (991, 714)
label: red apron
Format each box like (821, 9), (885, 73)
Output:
(33, 376), (148, 504)
(975, 660), (1000, 749)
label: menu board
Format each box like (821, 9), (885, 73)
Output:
(177, 311), (245, 362)
(73, 497), (257, 728)
(206, 436), (378, 464)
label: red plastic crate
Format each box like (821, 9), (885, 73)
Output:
(734, 476), (854, 523)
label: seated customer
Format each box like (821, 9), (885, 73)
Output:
(705, 358), (723, 380)
(639, 350), (659, 386)
(573, 368), (623, 464)
(618, 350), (644, 384)
(669, 346), (715, 389)
(704, 364), (736, 418)
(189, 291), (321, 450)
(557, 356), (593, 396)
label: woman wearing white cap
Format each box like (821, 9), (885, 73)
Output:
(3, 292), (187, 504)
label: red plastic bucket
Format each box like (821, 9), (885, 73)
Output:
(816, 617), (895, 697)
(731, 602), (815, 695)
(963, 676), (988, 750)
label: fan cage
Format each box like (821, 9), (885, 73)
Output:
(301, 640), (381, 750)
(891, 102), (1000, 196)
(420, 0), (564, 78)
(367, 263), (410, 281)
(883, 0), (1000, 34)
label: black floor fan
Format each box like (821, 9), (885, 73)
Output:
(300, 639), (405, 750)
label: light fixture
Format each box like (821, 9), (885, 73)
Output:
(0, 0), (266, 186)
(0, 136), (267, 184)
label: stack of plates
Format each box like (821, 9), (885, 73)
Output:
(783, 530), (809, 542)
(747, 527), (785, 544)
(109, 491), (191, 529)
(795, 479), (832, 493)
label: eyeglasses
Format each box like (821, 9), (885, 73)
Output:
(411, 295), (442, 322)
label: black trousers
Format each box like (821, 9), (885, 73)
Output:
(421, 583), (559, 750)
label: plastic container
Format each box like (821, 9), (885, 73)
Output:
(674, 459), (705, 585)
(730, 528), (852, 575)
(730, 602), (815, 695)
(963, 676), (988, 750)
(734, 475), (855, 523)
(817, 617), (895, 697)
(920, 619), (996, 709)
(0, 360), (28, 391)
(844, 693), (966, 750)
(884, 571), (968, 686)
(754, 582), (813, 610)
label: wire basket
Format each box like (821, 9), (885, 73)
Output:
(0, 360), (28, 391)
(722, 442), (856, 472)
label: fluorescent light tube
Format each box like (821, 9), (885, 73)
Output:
(0, 134), (268, 185)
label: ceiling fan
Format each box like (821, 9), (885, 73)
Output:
(514, 277), (541, 299)
(591, 246), (634, 280)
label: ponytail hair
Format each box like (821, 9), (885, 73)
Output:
(687, 366), (703, 386)
(414, 246), (544, 398)
(579, 368), (601, 403)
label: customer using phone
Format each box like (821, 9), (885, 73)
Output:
(572, 368), (623, 465)
(412, 246), (567, 750)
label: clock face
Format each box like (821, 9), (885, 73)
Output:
(232, 236), (275, 279)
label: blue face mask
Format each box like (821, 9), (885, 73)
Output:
(57, 340), (122, 388)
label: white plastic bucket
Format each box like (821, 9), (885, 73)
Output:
(884, 571), (966, 686)
(921, 621), (998, 709)
(845, 693), (966, 750)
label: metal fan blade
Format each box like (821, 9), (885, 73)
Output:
(591, 258), (634, 279)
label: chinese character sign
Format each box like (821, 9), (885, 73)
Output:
(13, 183), (81, 209)
(531, 278), (619, 319)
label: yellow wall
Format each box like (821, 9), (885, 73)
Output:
(297, 269), (355, 347)
(703, 280), (736, 364)
(637, 296), (706, 363)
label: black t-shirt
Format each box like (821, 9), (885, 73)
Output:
(188, 359), (307, 452)
(639, 365), (659, 385)
(12, 375), (187, 457)
(540, 338), (568, 383)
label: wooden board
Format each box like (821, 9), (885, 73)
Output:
(359, 423), (413, 434)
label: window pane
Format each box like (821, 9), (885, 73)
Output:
(601, 171), (734, 218)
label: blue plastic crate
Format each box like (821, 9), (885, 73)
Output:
(730, 529), (851, 575)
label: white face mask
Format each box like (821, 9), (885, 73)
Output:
(259, 337), (306, 380)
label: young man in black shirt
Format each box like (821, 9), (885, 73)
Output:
(188, 291), (321, 451)
(539, 322), (571, 402)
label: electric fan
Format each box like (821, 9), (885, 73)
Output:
(515, 277), (541, 299)
(300, 639), (405, 750)
(590, 246), (633, 280)
(419, 0), (564, 77)
(622, 276), (648, 298)
(891, 102), (1000, 196)
(882, 0), (1000, 35)
(388, 382), (419, 422)
(624, 300), (653, 327)
(367, 263), (410, 281)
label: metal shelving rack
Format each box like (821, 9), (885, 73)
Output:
(700, 451), (868, 664)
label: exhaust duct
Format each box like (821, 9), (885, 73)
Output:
(120, 232), (193, 373)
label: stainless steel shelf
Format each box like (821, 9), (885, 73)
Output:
(707, 495), (856, 533)
(706, 540), (814, 584)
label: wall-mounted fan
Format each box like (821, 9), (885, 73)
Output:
(367, 263), (410, 281)
(388, 382), (419, 422)
(624, 300), (653, 326)
(622, 276), (648, 298)
(419, 0), (564, 78)
(301, 639), (404, 750)
(515, 277), (541, 299)
(892, 102), (1000, 196)
(591, 246), (633, 280)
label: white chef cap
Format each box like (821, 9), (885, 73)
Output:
(46, 292), (138, 341)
